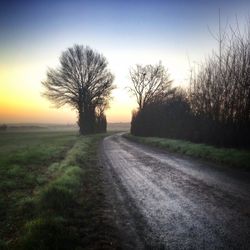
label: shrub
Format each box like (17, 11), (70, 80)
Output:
(18, 197), (37, 219)
(19, 217), (76, 250)
(39, 185), (75, 215)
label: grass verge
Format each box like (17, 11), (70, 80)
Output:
(0, 132), (77, 247)
(124, 134), (250, 169)
(1, 132), (120, 249)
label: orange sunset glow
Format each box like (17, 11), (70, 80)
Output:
(0, 0), (249, 125)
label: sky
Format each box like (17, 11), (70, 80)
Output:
(0, 0), (250, 124)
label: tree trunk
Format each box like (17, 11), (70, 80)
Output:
(80, 106), (95, 134)
(78, 108), (85, 135)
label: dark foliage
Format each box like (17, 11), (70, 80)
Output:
(131, 92), (192, 139)
(95, 113), (107, 133)
(131, 92), (250, 148)
(0, 124), (7, 131)
(131, 22), (250, 149)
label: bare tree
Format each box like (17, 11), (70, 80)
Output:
(189, 19), (250, 126)
(42, 45), (115, 134)
(129, 62), (174, 110)
(187, 18), (250, 147)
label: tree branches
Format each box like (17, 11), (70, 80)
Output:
(42, 45), (115, 134)
(129, 62), (174, 110)
(189, 23), (250, 126)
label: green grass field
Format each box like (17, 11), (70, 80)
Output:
(124, 134), (250, 169)
(0, 131), (119, 249)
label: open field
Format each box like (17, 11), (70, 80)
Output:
(107, 123), (130, 132)
(124, 134), (250, 169)
(0, 131), (119, 249)
(2, 122), (130, 133)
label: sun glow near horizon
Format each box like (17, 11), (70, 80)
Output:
(0, 45), (190, 124)
(0, 56), (138, 124)
(1, 0), (249, 124)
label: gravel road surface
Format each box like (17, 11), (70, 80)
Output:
(100, 133), (250, 249)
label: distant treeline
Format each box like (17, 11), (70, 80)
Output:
(0, 124), (7, 131)
(131, 23), (250, 148)
(0, 125), (49, 131)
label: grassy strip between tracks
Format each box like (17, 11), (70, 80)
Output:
(0, 131), (119, 250)
(124, 134), (250, 169)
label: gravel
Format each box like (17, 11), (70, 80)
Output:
(100, 133), (250, 249)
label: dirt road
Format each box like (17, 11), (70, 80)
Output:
(100, 133), (250, 249)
